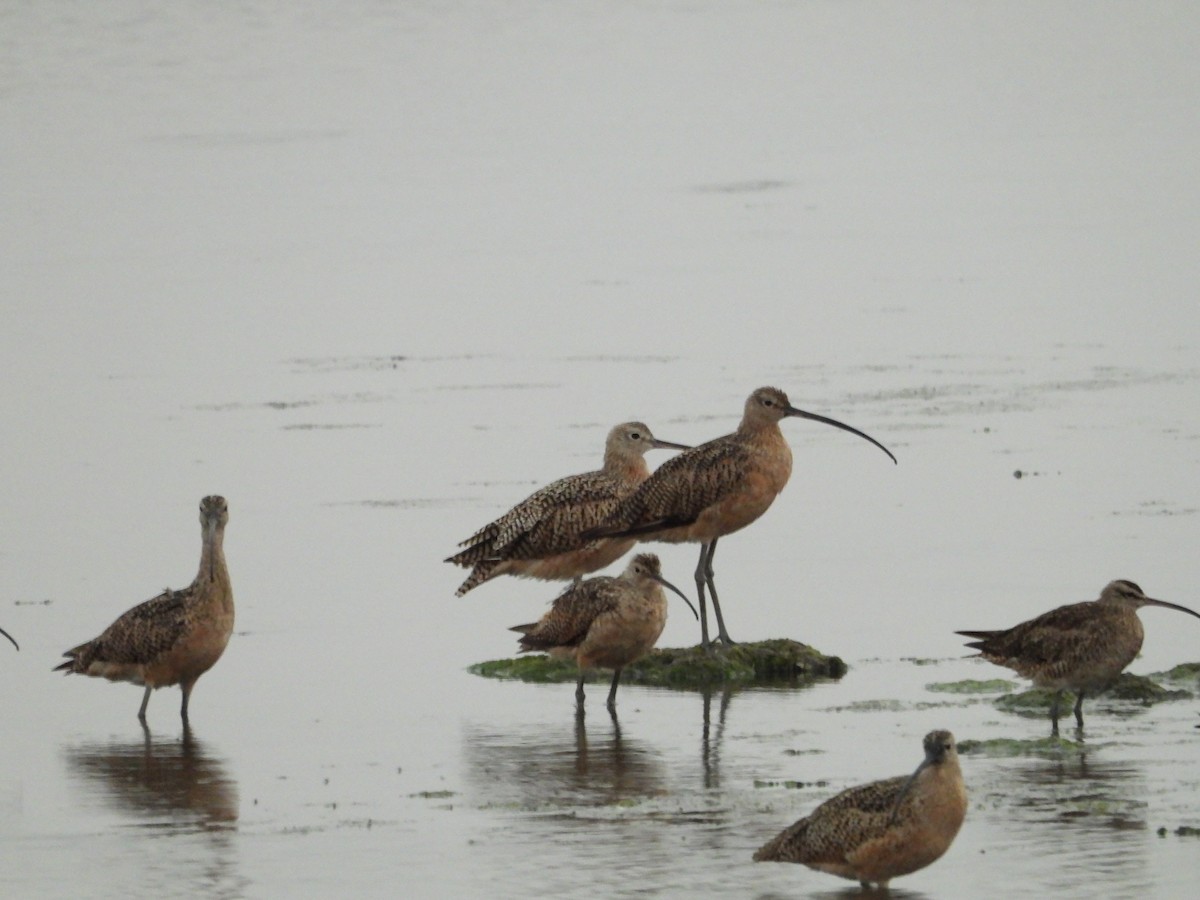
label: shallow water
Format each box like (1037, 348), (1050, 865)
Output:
(3, 2), (1200, 898)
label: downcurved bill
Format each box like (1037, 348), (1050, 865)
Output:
(653, 574), (700, 621)
(787, 406), (897, 464)
(0, 625), (17, 651)
(887, 755), (933, 825)
(1144, 597), (1200, 620)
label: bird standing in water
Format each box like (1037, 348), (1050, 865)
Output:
(754, 730), (967, 890)
(957, 579), (1200, 733)
(56, 495), (234, 723)
(511, 553), (697, 711)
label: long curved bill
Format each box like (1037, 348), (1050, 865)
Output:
(787, 406), (897, 465)
(653, 574), (700, 621)
(0, 626), (18, 651)
(1144, 597), (1200, 620)
(887, 756), (932, 825)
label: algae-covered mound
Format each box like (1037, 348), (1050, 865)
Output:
(994, 673), (1192, 718)
(1151, 661), (1200, 686)
(469, 639), (846, 689)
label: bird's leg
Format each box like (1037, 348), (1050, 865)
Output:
(694, 543), (712, 649)
(704, 539), (736, 645)
(1049, 690), (1062, 736)
(606, 668), (622, 712)
(180, 679), (196, 722)
(138, 686), (152, 722)
(1073, 691), (1086, 731)
(575, 671), (586, 705)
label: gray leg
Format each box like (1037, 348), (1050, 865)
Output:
(694, 543), (712, 649)
(180, 680), (196, 722)
(1049, 690), (1062, 735)
(137, 685), (152, 721)
(704, 539), (735, 645)
(1073, 691), (1086, 730)
(606, 668), (622, 711)
(575, 671), (586, 705)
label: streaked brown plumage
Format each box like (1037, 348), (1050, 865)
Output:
(447, 422), (688, 596)
(584, 387), (895, 647)
(754, 730), (966, 889)
(0, 626), (16, 651)
(510, 552), (697, 710)
(957, 579), (1200, 733)
(55, 495), (234, 722)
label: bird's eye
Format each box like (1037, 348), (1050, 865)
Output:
(630, 432), (642, 440)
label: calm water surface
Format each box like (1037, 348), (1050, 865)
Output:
(3, 2), (1199, 898)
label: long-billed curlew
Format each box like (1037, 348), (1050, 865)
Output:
(583, 387), (895, 647)
(446, 422), (688, 596)
(754, 730), (967, 890)
(55, 495), (234, 723)
(510, 552), (697, 711)
(957, 579), (1200, 733)
(0, 626), (16, 650)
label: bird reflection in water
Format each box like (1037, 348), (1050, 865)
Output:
(700, 687), (733, 790)
(63, 723), (238, 830)
(463, 708), (667, 811)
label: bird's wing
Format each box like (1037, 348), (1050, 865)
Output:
(602, 436), (747, 535)
(514, 579), (623, 651)
(447, 470), (621, 564)
(78, 588), (192, 666)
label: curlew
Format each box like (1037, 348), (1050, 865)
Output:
(510, 552), (697, 711)
(0, 626), (16, 651)
(55, 495), (234, 723)
(447, 422), (688, 596)
(754, 729), (967, 890)
(957, 579), (1200, 733)
(583, 387), (895, 647)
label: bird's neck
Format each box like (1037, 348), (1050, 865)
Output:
(604, 453), (651, 484)
(196, 525), (231, 590)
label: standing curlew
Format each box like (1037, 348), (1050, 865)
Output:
(754, 730), (967, 890)
(446, 422), (688, 596)
(55, 495), (234, 723)
(510, 552), (697, 711)
(0, 626), (16, 651)
(957, 579), (1200, 733)
(583, 387), (895, 647)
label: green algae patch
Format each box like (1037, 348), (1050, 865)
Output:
(993, 673), (1191, 718)
(926, 678), (1017, 695)
(468, 655), (580, 683)
(1150, 661), (1200, 686)
(753, 779), (829, 790)
(468, 639), (847, 689)
(956, 736), (1083, 758)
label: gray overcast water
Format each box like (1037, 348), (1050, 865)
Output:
(3, 3), (1198, 897)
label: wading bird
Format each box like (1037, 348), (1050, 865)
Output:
(56, 496), (234, 723)
(510, 553), (697, 711)
(957, 579), (1200, 733)
(754, 730), (967, 890)
(447, 422), (687, 596)
(583, 387), (895, 647)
